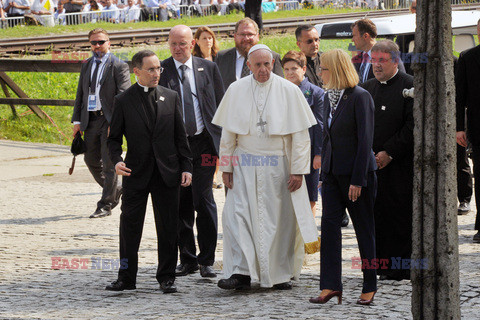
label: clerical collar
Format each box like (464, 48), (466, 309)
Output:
(379, 69), (399, 85)
(136, 81), (155, 93)
(253, 73), (274, 87)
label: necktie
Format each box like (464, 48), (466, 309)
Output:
(359, 52), (370, 83)
(90, 59), (101, 94)
(240, 58), (250, 78)
(179, 65), (197, 136)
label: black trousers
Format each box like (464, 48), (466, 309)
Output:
(245, 0), (262, 30)
(118, 165), (180, 285)
(457, 143), (473, 203)
(470, 146), (480, 230)
(178, 130), (218, 266)
(83, 114), (119, 210)
(320, 172), (377, 293)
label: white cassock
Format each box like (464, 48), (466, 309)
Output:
(212, 73), (320, 287)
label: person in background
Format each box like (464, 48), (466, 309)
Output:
(215, 18), (283, 90)
(193, 26), (223, 189)
(54, 1), (67, 24)
(309, 49), (377, 306)
(192, 26), (219, 61)
(282, 50), (324, 216)
(4, 0), (30, 17)
(101, 0), (119, 22)
(71, 28), (131, 219)
(123, 0), (140, 22)
(295, 25), (322, 87)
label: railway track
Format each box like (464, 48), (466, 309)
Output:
(0, 4), (478, 56)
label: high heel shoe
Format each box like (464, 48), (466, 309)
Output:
(309, 290), (342, 304)
(356, 291), (376, 305)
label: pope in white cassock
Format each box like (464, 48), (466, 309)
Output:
(212, 44), (320, 290)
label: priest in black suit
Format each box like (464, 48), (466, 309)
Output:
(106, 50), (192, 293)
(456, 19), (480, 243)
(362, 40), (414, 280)
(160, 25), (225, 278)
(215, 18), (283, 90)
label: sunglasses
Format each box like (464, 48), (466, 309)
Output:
(90, 40), (107, 46)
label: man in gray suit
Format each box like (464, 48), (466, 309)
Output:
(72, 28), (131, 218)
(215, 17), (283, 90)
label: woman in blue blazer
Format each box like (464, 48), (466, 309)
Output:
(309, 49), (378, 305)
(282, 50), (324, 216)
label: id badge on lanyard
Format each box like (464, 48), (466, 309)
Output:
(88, 94), (97, 111)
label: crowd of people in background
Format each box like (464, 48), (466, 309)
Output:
(0, 0), (416, 27)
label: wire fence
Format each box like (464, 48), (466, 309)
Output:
(0, 0), (478, 29)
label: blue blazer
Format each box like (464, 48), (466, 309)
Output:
(321, 86), (377, 187)
(298, 78), (324, 157)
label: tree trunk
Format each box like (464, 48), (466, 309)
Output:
(411, 1), (461, 319)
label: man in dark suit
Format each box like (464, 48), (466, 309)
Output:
(456, 19), (480, 243)
(295, 25), (322, 87)
(351, 19), (405, 84)
(106, 50), (192, 293)
(245, 0), (262, 31)
(160, 25), (225, 277)
(72, 28), (131, 218)
(215, 18), (283, 90)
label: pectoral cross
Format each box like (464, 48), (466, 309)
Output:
(257, 117), (267, 133)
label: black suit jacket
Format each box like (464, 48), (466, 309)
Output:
(159, 56), (225, 154)
(321, 86), (377, 187)
(72, 53), (131, 131)
(108, 84), (192, 190)
(215, 47), (284, 90)
(456, 45), (480, 146)
(352, 51), (406, 82)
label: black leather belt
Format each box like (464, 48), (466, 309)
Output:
(89, 110), (104, 118)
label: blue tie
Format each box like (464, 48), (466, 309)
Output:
(359, 52), (370, 83)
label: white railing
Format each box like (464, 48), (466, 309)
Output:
(1, 0), (478, 29)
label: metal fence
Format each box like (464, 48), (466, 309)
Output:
(0, 0), (478, 29)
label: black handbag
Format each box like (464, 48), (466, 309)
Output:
(69, 132), (87, 175)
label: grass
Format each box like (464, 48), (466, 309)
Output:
(0, 7), (365, 39)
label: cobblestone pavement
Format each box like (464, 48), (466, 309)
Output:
(0, 140), (479, 319)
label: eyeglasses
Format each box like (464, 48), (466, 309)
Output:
(237, 33), (257, 39)
(319, 67), (329, 72)
(370, 58), (392, 64)
(90, 40), (107, 46)
(142, 67), (164, 74)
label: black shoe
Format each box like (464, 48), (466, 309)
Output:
(111, 187), (123, 210)
(458, 201), (470, 215)
(200, 265), (216, 278)
(90, 208), (112, 218)
(105, 280), (136, 291)
(175, 263), (199, 276)
(160, 279), (177, 293)
(341, 212), (349, 227)
(273, 281), (292, 290)
(473, 231), (480, 243)
(217, 275), (251, 290)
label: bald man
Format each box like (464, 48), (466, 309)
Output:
(160, 25), (225, 277)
